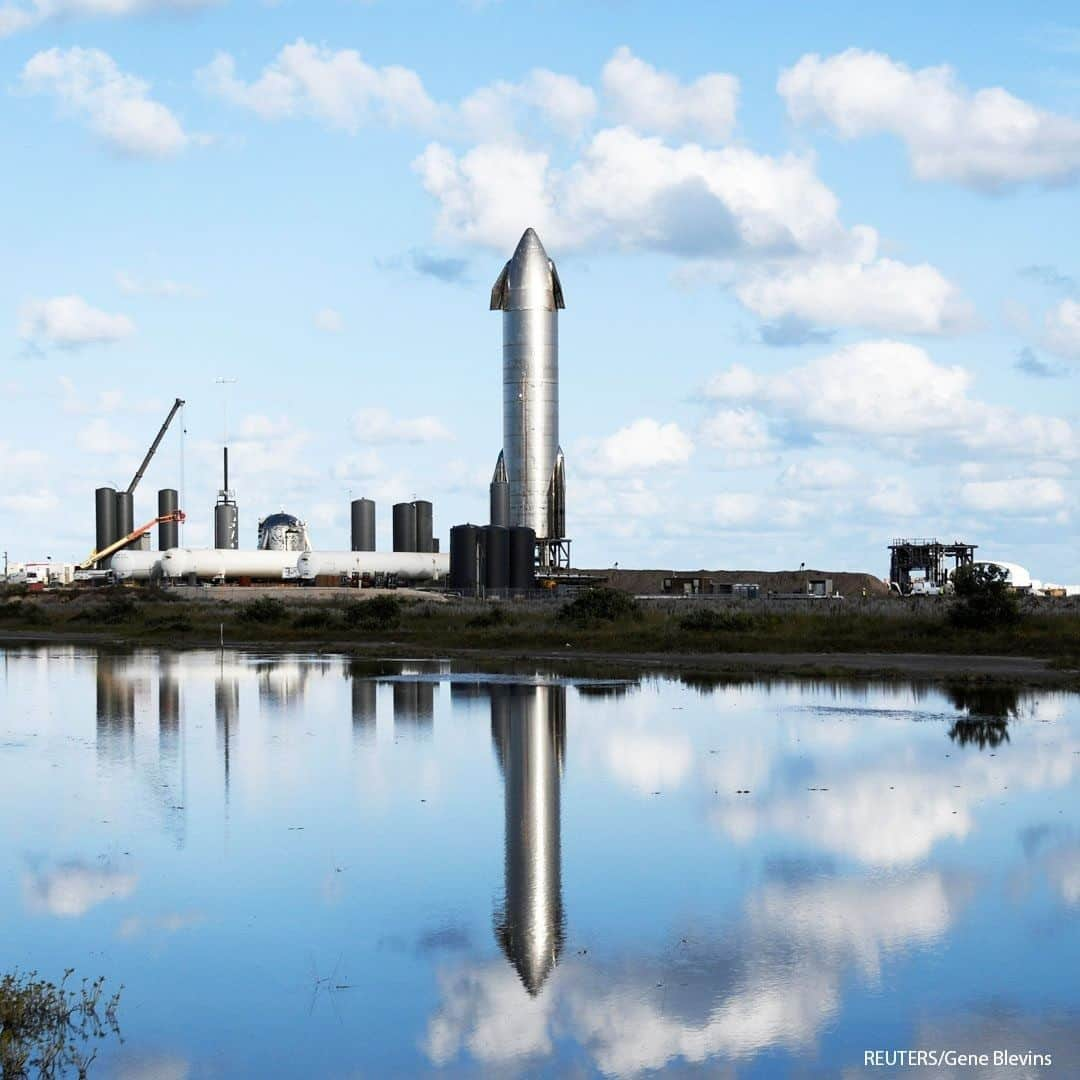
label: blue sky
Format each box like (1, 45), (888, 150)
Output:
(2, 0), (1078, 582)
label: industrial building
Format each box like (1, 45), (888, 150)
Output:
(889, 538), (977, 595)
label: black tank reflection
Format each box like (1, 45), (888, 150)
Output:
(350, 666), (377, 745)
(96, 653), (135, 764)
(393, 682), (435, 739)
(490, 683), (567, 996)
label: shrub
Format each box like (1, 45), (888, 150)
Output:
(677, 607), (755, 633)
(468, 605), (511, 628)
(343, 594), (401, 631)
(99, 594), (137, 624)
(237, 596), (289, 624)
(949, 564), (1021, 630)
(0, 969), (122, 1078)
(0, 600), (49, 625)
(558, 586), (640, 624)
(146, 614), (193, 633)
(293, 608), (335, 631)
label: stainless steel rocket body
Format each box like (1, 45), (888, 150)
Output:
(492, 683), (565, 994)
(491, 229), (565, 540)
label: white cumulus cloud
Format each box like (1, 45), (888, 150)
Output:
(23, 861), (137, 918)
(779, 457), (859, 490)
(0, 489), (59, 515)
(705, 342), (1076, 461)
(416, 127), (851, 256)
(76, 417), (136, 455)
(1043, 298), (1080, 362)
(0, 0), (216, 38)
(779, 48), (1080, 189)
(602, 45), (738, 143)
(19, 295), (135, 347)
(198, 40), (442, 132)
(586, 418), (693, 475)
(21, 47), (190, 157)
(960, 477), (1067, 514)
(353, 406), (451, 444)
(736, 245), (973, 335)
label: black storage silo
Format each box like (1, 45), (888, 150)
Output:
(392, 502), (417, 552)
(115, 491), (134, 544)
(158, 488), (179, 550)
(449, 524), (480, 591)
(509, 526), (537, 590)
(484, 525), (510, 592)
(413, 500), (433, 553)
(215, 502), (238, 549)
(95, 487), (118, 556)
(351, 498), (375, 552)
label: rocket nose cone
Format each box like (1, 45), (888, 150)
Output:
(508, 228), (552, 287)
(513, 227), (547, 259)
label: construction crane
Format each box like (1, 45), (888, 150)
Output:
(126, 397), (185, 496)
(80, 398), (186, 569)
(79, 510), (186, 570)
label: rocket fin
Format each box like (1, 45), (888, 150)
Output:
(490, 262), (511, 311)
(549, 260), (566, 310)
(547, 448), (566, 539)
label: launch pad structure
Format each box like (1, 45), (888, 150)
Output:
(889, 538), (977, 593)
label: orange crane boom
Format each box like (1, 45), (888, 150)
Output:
(79, 510), (186, 570)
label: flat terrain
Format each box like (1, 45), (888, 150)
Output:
(2, 585), (1077, 687)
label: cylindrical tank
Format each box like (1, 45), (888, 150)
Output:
(491, 479), (509, 528)
(134, 533), (151, 551)
(160, 548), (300, 582)
(115, 491), (134, 544)
(111, 551), (161, 581)
(158, 488), (179, 550)
(449, 524), (480, 592)
(350, 498), (375, 552)
(393, 502), (417, 552)
(509, 526), (536, 590)
(95, 487), (117, 564)
(485, 525), (510, 592)
(296, 550), (449, 582)
(413, 500), (433, 553)
(214, 502), (238, 550)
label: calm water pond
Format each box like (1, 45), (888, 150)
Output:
(1, 646), (1078, 1078)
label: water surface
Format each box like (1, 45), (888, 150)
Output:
(2, 646), (1078, 1077)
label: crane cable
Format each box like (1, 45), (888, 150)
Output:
(179, 402), (186, 547)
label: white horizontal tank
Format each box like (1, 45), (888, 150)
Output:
(160, 549), (301, 582)
(111, 551), (162, 581)
(297, 550), (449, 583)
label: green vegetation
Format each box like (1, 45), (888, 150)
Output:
(558, 586), (640, 624)
(237, 596), (289, 624)
(949, 563), (1021, 630)
(343, 594), (401, 630)
(1, 588), (1078, 672)
(0, 970), (121, 1078)
(678, 607), (756, 633)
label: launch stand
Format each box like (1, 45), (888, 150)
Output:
(536, 537), (572, 571)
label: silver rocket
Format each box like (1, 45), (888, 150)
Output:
(491, 683), (566, 995)
(490, 228), (566, 539)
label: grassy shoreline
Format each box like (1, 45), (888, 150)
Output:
(2, 587), (1078, 688)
